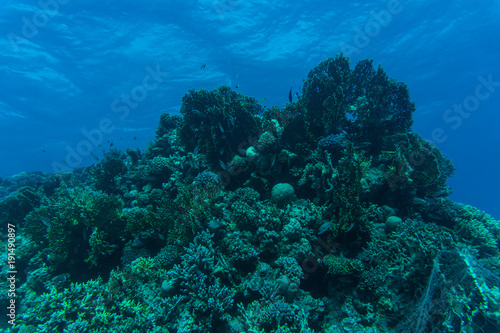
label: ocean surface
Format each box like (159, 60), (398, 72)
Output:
(1, 0), (499, 218)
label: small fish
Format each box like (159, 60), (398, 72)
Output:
(219, 147), (225, 156)
(345, 222), (355, 233)
(235, 84), (239, 88)
(288, 86), (292, 102)
(270, 154), (277, 168)
(218, 122), (224, 133)
(193, 146), (199, 156)
(200, 63), (206, 70)
(192, 109), (203, 116)
(133, 136), (137, 140)
(432, 190), (448, 197)
(207, 219), (221, 229)
(354, 142), (372, 149)
(219, 160), (227, 171)
(318, 221), (332, 235)
(42, 150), (46, 153)
(90, 152), (99, 161)
(261, 98), (266, 102)
(110, 142), (114, 147)
(39, 217), (51, 227)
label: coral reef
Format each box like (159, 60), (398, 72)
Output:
(2, 54), (499, 333)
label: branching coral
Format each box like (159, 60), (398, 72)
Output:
(178, 85), (262, 168)
(299, 54), (414, 148)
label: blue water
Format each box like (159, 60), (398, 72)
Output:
(1, 0), (499, 218)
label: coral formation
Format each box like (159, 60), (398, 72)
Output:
(178, 84), (262, 169)
(2, 54), (499, 333)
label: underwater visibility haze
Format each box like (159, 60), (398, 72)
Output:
(1, 0), (500, 332)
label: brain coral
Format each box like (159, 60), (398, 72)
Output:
(271, 183), (295, 206)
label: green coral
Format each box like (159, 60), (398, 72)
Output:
(453, 204), (500, 257)
(178, 85), (262, 167)
(23, 186), (125, 272)
(382, 132), (455, 194)
(156, 112), (182, 137)
(146, 155), (173, 185)
(89, 150), (128, 194)
(256, 131), (279, 153)
(86, 228), (115, 267)
(16, 277), (169, 332)
(231, 199), (260, 231)
(323, 254), (363, 276)
(148, 156), (171, 176)
(0, 186), (41, 226)
(332, 140), (365, 236)
(123, 206), (165, 235)
(169, 179), (222, 246)
(300, 54), (414, 146)
(301, 54), (351, 140)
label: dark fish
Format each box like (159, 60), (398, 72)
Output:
(201, 63), (206, 70)
(133, 136), (137, 140)
(235, 84), (239, 88)
(288, 86), (292, 102)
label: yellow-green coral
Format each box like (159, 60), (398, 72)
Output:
(85, 228), (115, 267)
(454, 205), (500, 256)
(322, 254), (363, 275)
